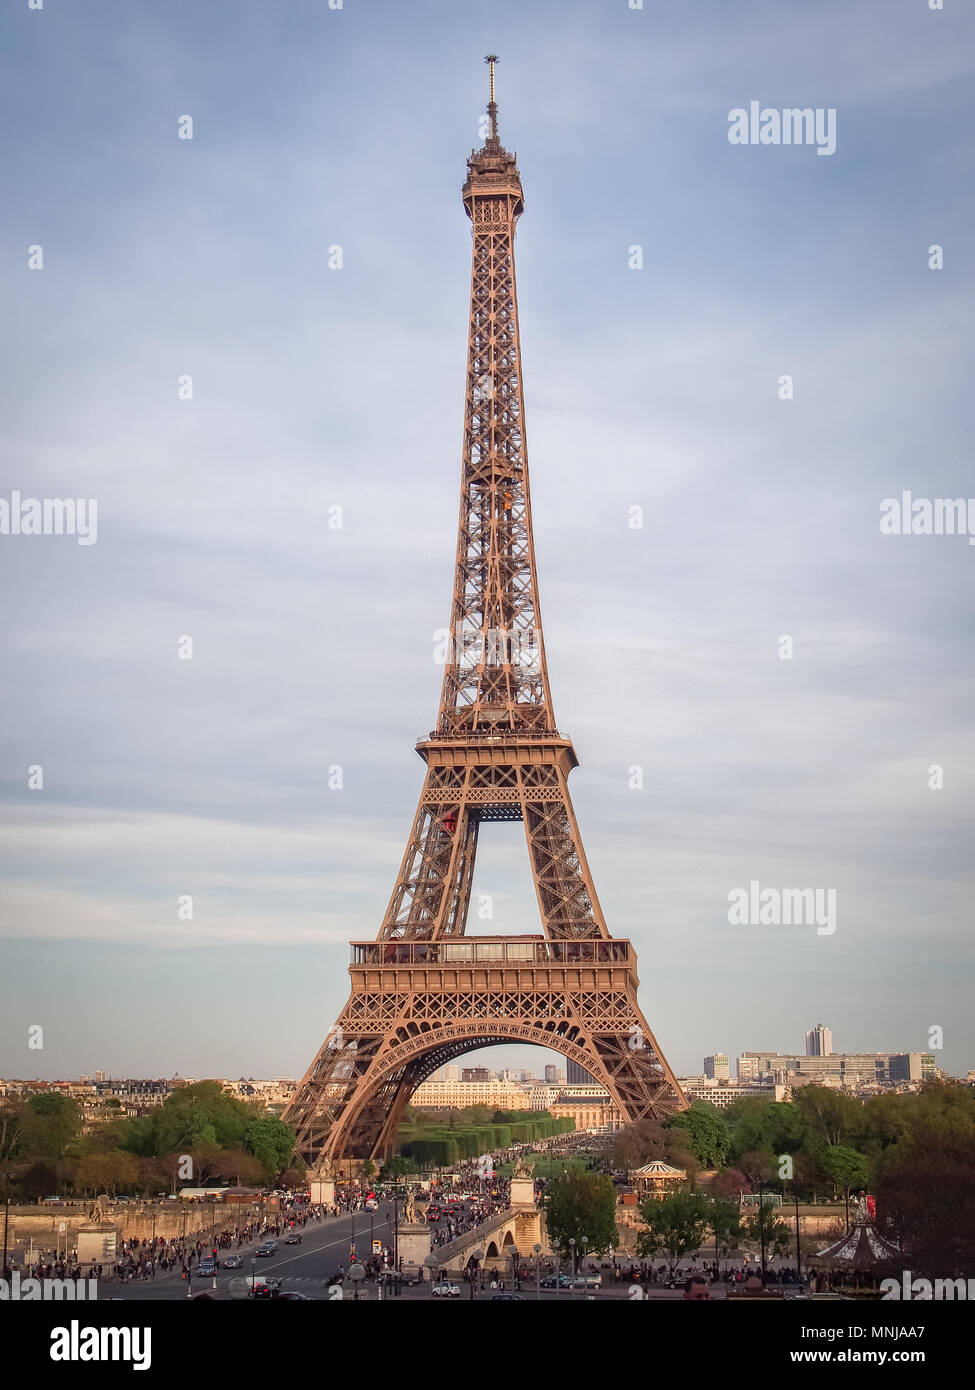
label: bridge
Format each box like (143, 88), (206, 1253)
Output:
(426, 1205), (545, 1275)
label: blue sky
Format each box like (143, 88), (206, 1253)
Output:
(1, 0), (973, 1084)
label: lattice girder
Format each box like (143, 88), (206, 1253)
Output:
(282, 74), (686, 1169)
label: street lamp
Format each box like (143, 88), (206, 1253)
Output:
(392, 1196), (399, 1295)
(569, 1238), (576, 1301)
(581, 1236), (589, 1295)
(794, 1178), (803, 1291)
(2, 1171), (16, 1279)
(533, 1242), (542, 1301)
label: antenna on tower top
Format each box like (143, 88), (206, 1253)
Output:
(484, 53), (499, 143)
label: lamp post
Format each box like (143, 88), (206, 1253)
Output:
(569, 1238), (576, 1301)
(393, 1196), (399, 1295)
(581, 1236), (589, 1295)
(470, 1247), (483, 1301)
(794, 1180), (802, 1290)
(757, 1181), (767, 1281)
(2, 1171), (16, 1279)
(533, 1242), (542, 1301)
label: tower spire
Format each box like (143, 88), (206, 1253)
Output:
(484, 52), (499, 145)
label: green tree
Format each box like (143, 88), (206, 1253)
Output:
(637, 1191), (712, 1276)
(243, 1116), (295, 1176)
(742, 1205), (792, 1259)
(819, 1145), (869, 1198)
(20, 1160), (59, 1201)
(74, 1150), (139, 1196)
(544, 1171), (619, 1258)
(148, 1082), (250, 1155)
(0, 1102), (26, 1162)
(709, 1195), (743, 1260)
(20, 1094), (82, 1162)
(790, 1087), (865, 1149)
(665, 1103), (731, 1168)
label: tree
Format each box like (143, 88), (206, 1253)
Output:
(819, 1145), (868, 1198)
(20, 1094), (82, 1162)
(382, 1156), (412, 1179)
(147, 1082), (251, 1156)
(74, 1151), (139, 1197)
(0, 1102), (26, 1162)
(791, 1087), (864, 1150)
(360, 1159), (377, 1182)
(709, 1168), (750, 1200)
(742, 1205), (792, 1259)
(544, 1172), (619, 1258)
(243, 1116), (295, 1176)
(709, 1196), (742, 1260)
(637, 1191), (712, 1276)
(665, 1103), (731, 1169)
(20, 1161), (59, 1201)
(737, 1150), (778, 1186)
(874, 1131), (975, 1277)
(612, 1118), (698, 1176)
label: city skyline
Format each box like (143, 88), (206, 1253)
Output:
(2, 0), (973, 1085)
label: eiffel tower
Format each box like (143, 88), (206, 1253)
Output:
(284, 58), (687, 1166)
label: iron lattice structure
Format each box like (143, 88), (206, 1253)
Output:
(284, 61), (687, 1165)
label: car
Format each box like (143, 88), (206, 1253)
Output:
(574, 1276), (601, 1288)
(432, 1282), (461, 1298)
(285, 1234), (302, 1245)
(197, 1260), (217, 1277)
(223, 1255), (243, 1269)
(272, 1291), (313, 1300)
(364, 1199), (378, 1211)
(41, 1196), (65, 1205)
(255, 1245), (275, 1258)
(491, 1293), (525, 1301)
(251, 1279), (283, 1300)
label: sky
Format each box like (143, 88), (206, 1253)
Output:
(1, 0), (973, 1086)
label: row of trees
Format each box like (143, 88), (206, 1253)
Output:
(397, 1108), (574, 1167)
(613, 1082), (975, 1203)
(544, 1177), (796, 1274)
(596, 1081), (975, 1278)
(0, 1083), (299, 1200)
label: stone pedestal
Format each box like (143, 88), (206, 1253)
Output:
(397, 1222), (431, 1278)
(77, 1222), (118, 1268)
(310, 1179), (335, 1207)
(509, 1177), (536, 1209)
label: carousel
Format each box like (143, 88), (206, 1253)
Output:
(808, 1190), (901, 1296)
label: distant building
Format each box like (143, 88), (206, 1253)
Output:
(704, 1053), (729, 1080)
(738, 1050), (936, 1089)
(805, 1024), (833, 1057)
(550, 1088), (624, 1133)
(461, 1066), (491, 1083)
(544, 1065), (558, 1083)
(888, 1054), (937, 1083)
(94, 1070), (106, 1083)
(681, 1078), (789, 1108)
(410, 1079), (528, 1110)
(567, 1061), (597, 1086)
